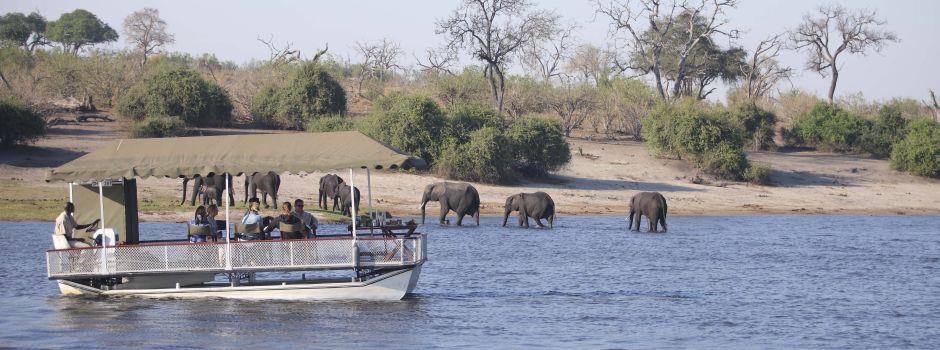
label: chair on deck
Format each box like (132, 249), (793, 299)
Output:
(278, 222), (305, 240)
(188, 225), (213, 242)
(234, 223), (262, 241)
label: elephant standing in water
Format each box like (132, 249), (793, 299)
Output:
(244, 172), (280, 208)
(628, 191), (668, 233)
(334, 183), (360, 216)
(318, 174), (344, 211)
(503, 192), (555, 228)
(180, 174), (234, 206)
(420, 182), (480, 226)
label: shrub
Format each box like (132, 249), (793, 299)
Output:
(727, 102), (777, 150)
(434, 126), (515, 184)
(360, 93), (446, 163)
(131, 115), (187, 138)
(890, 118), (940, 178)
(505, 116), (571, 176)
(692, 141), (750, 181)
(304, 114), (354, 133)
(250, 61), (347, 129)
(0, 98), (44, 147)
(860, 105), (908, 157)
(790, 103), (871, 152)
(115, 66), (233, 127)
(743, 163), (774, 185)
(444, 103), (504, 144)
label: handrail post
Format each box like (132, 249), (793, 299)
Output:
(224, 173), (232, 271)
(98, 181), (107, 274)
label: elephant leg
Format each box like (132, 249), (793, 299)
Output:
(535, 217), (545, 228)
(271, 192), (277, 210)
(439, 204), (449, 225)
(649, 213), (659, 232)
(659, 211), (668, 232)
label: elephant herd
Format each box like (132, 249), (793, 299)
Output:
(180, 174), (669, 232)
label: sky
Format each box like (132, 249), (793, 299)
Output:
(3, 0), (938, 102)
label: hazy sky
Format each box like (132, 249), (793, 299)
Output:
(4, 0), (939, 101)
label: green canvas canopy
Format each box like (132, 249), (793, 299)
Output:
(46, 131), (426, 182)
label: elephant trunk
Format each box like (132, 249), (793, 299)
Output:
(420, 192), (428, 224)
(180, 178), (189, 206)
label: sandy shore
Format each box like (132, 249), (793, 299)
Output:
(1, 117), (938, 222)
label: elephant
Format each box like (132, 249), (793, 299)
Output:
(180, 174), (234, 206)
(318, 174), (345, 211)
(502, 192), (555, 228)
(420, 182), (480, 226)
(628, 191), (668, 233)
(244, 172), (281, 208)
(334, 182), (361, 216)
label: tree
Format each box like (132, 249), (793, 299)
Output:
(566, 44), (615, 85)
(739, 33), (792, 101)
(437, 0), (557, 112)
(45, 9), (118, 54)
(594, 0), (739, 100)
(549, 81), (596, 137)
(925, 89), (939, 122)
(416, 46), (458, 75)
(521, 22), (576, 82)
(122, 8), (174, 66)
(354, 38), (402, 98)
(790, 5), (898, 103)
(0, 12), (47, 53)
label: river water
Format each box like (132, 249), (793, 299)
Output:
(1, 215), (938, 349)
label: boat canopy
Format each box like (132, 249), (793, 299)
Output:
(46, 131), (427, 182)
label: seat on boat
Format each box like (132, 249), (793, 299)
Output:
(278, 222), (304, 239)
(234, 223), (262, 240)
(187, 224), (214, 241)
(51, 234), (91, 249)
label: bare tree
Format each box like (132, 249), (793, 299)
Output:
(790, 5), (898, 103)
(549, 81), (597, 137)
(740, 33), (792, 101)
(416, 47), (458, 75)
(521, 22), (576, 82)
(122, 8), (174, 66)
(594, 0), (739, 100)
(566, 44), (615, 85)
(437, 0), (557, 112)
(926, 89), (940, 122)
(355, 38), (403, 97)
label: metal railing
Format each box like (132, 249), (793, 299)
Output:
(46, 235), (425, 278)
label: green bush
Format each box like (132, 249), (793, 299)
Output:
(444, 103), (504, 144)
(115, 66), (233, 127)
(131, 115), (187, 138)
(250, 61), (347, 129)
(360, 93), (446, 163)
(790, 103), (871, 152)
(890, 118), (940, 178)
(743, 163), (774, 185)
(0, 98), (44, 147)
(505, 116), (571, 176)
(642, 99), (750, 180)
(860, 105), (908, 157)
(434, 126), (515, 184)
(304, 114), (354, 133)
(727, 102), (777, 150)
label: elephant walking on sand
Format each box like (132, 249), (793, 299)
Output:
(420, 182), (480, 226)
(628, 191), (668, 233)
(334, 182), (360, 217)
(318, 174), (344, 211)
(244, 172), (280, 208)
(503, 192), (555, 228)
(180, 174), (234, 206)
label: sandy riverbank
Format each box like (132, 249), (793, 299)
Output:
(1, 117), (938, 222)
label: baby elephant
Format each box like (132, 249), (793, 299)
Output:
(628, 192), (668, 233)
(503, 192), (555, 228)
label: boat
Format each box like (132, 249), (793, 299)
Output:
(45, 131), (428, 301)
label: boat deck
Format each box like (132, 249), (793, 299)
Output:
(46, 234), (426, 279)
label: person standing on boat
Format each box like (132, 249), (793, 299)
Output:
(292, 199), (318, 238)
(189, 206), (211, 242)
(53, 202), (99, 248)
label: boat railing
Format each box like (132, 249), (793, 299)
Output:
(46, 235), (425, 279)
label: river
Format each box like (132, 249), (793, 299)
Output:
(1, 215), (937, 349)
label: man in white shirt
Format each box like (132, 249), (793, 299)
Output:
(291, 199), (318, 238)
(54, 202), (99, 248)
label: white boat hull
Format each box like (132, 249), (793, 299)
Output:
(57, 264), (422, 301)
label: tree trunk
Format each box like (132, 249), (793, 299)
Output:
(484, 64), (500, 112)
(494, 64), (506, 113)
(652, 67), (666, 100)
(827, 66), (839, 104)
(0, 70), (11, 90)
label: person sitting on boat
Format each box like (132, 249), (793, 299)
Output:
(188, 206), (212, 242)
(292, 199), (318, 238)
(239, 201), (263, 240)
(273, 201), (303, 239)
(54, 202), (100, 248)
(207, 204), (221, 239)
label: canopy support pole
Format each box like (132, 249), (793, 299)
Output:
(349, 168), (359, 281)
(98, 181), (106, 274)
(68, 183), (73, 202)
(367, 168), (373, 236)
(224, 173), (231, 271)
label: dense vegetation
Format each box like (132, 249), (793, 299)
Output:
(890, 118), (940, 178)
(131, 115), (187, 138)
(0, 98), (44, 147)
(788, 102), (912, 157)
(251, 61), (347, 129)
(115, 66), (232, 128)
